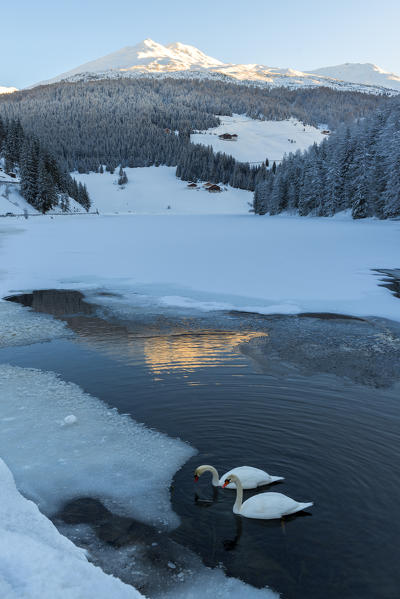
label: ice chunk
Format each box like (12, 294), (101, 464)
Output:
(62, 414), (78, 426)
(57, 519), (279, 599)
(155, 568), (279, 599)
(0, 364), (195, 528)
(0, 300), (70, 348)
(0, 458), (144, 599)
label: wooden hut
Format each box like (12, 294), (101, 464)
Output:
(207, 184), (221, 193)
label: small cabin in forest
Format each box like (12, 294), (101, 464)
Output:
(207, 184), (222, 192)
(187, 182), (197, 188)
(218, 133), (238, 140)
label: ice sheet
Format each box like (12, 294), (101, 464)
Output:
(1, 213), (399, 322)
(0, 364), (195, 528)
(0, 300), (71, 348)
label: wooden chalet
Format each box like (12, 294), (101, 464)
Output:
(218, 133), (238, 140)
(207, 184), (222, 192)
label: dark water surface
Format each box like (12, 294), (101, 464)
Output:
(2, 290), (400, 599)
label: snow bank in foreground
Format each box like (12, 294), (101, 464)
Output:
(0, 364), (195, 528)
(0, 458), (143, 599)
(0, 301), (70, 347)
(191, 115), (324, 164)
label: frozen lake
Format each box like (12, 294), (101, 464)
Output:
(1, 290), (400, 599)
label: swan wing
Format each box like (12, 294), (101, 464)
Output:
(220, 466), (282, 489)
(241, 492), (311, 519)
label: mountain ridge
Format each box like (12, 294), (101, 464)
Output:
(308, 62), (400, 90)
(28, 39), (400, 94)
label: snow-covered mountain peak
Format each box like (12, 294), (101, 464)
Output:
(0, 85), (18, 95)
(308, 62), (400, 89)
(32, 41), (400, 95)
(166, 41), (224, 67)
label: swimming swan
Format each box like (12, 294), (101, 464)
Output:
(194, 464), (284, 490)
(222, 474), (313, 519)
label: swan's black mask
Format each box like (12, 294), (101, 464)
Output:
(194, 474), (199, 482)
(222, 478), (231, 488)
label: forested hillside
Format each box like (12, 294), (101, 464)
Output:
(0, 78), (388, 175)
(253, 97), (400, 219)
(0, 118), (90, 213)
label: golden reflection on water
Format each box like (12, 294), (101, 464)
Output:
(66, 313), (267, 379)
(67, 315), (267, 378)
(142, 331), (267, 375)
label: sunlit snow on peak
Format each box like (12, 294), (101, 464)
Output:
(34, 39), (400, 93)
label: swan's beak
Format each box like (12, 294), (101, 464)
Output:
(194, 474), (199, 482)
(222, 480), (229, 488)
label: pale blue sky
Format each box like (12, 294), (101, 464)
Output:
(2, 0), (399, 88)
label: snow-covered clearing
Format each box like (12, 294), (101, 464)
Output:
(191, 115), (325, 164)
(0, 213), (399, 321)
(74, 165), (251, 215)
(0, 458), (144, 599)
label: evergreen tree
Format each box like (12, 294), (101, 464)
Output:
(19, 138), (39, 206)
(37, 156), (58, 213)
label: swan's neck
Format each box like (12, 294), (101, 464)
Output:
(199, 465), (220, 486)
(208, 466), (220, 486)
(233, 479), (243, 514)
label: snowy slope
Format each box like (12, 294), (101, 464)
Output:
(191, 115), (324, 164)
(0, 85), (18, 94)
(0, 181), (87, 216)
(309, 63), (400, 92)
(0, 183), (39, 215)
(37, 39), (223, 85)
(33, 39), (400, 95)
(74, 166), (252, 215)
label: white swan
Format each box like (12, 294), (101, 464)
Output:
(222, 474), (313, 519)
(194, 464), (284, 490)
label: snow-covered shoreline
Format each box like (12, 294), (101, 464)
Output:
(0, 457), (145, 599)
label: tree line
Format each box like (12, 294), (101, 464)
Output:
(0, 117), (90, 213)
(254, 97), (400, 219)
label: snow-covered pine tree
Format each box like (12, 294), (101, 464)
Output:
(37, 156), (59, 213)
(77, 182), (91, 211)
(19, 138), (39, 207)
